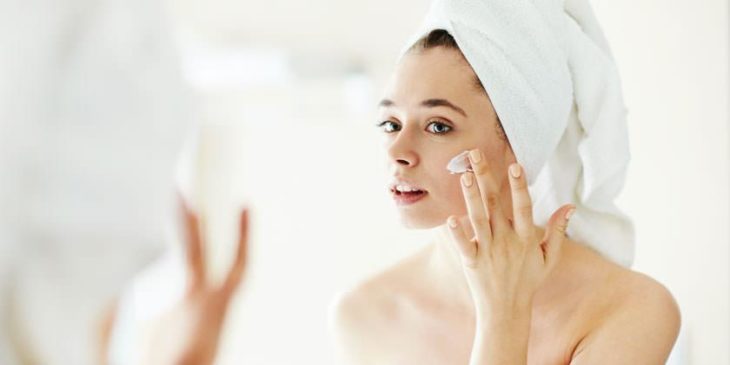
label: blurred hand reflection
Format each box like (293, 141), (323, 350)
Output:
(136, 195), (249, 365)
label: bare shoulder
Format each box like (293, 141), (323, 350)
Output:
(608, 267), (681, 335)
(600, 256), (681, 329)
(328, 248), (429, 362)
(328, 249), (425, 329)
(328, 273), (393, 334)
(571, 255), (681, 364)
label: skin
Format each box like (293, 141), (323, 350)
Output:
(329, 47), (681, 364)
(99, 196), (250, 365)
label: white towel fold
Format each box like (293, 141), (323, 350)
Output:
(403, 0), (635, 267)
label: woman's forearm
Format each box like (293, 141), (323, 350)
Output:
(470, 311), (532, 365)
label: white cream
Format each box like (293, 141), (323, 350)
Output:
(446, 150), (473, 174)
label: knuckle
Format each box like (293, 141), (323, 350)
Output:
(517, 204), (533, 218)
(472, 161), (488, 174)
(520, 227), (539, 241)
(471, 209), (487, 223)
(485, 193), (500, 209)
(517, 184), (530, 197)
(511, 175), (528, 190)
(466, 184), (480, 197)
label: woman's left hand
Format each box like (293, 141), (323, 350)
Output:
(446, 148), (575, 323)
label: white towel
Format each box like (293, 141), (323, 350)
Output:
(403, 0), (635, 267)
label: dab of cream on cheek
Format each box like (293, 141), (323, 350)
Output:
(446, 150), (473, 174)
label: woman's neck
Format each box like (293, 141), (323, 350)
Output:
(423, 224), (478, 313)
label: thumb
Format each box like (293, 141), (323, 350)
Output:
(541, 204), (575, 270)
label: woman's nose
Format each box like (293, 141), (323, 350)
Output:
(387, 129), (419, 168)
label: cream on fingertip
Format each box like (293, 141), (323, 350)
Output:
(446, 150), (473, 174)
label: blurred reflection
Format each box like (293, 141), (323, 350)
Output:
(0, 0), (190, 363)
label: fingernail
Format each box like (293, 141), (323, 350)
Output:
(461, 173), (473, 187)
(565, 208), (576, 220)
(469, 149), (482, 164)
(447, 216), (458, 228)
(509, 164), (521, 178)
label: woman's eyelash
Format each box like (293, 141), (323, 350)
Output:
(426, 120), (452, 134)
(375, 120), (453, 134)
(375, 120), (400, 132)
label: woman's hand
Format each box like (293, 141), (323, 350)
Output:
(142, 196), (250, 365)
(446, 149), (574, 364)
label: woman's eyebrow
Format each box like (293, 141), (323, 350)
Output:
(379, 99), (395, 107)
(421, 98), (467, 117)
(378, 98), (468, 117)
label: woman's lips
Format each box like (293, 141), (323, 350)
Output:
(390, 188), (428, 206)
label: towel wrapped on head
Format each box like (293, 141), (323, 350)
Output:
(402, 0), (635, 267)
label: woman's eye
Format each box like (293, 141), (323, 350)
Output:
(376, 121), (400, 133)
(426, 121), (452, 134)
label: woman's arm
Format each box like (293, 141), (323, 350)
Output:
(470, 313), (532, 364)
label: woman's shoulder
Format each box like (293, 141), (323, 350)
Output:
(607, 261), (680, 331)
(571, 242), (677, 308)
(599, 263), (680, 330)
(568, 243), (681, 362)
(566, 241), (678, 315)
(328, 247), (431, 340)
(332, 250), (426, 314)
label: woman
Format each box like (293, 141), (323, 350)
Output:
(329, 28), (680, 364)
(333, 0), (680, 362)
(108, 0), (680, 364)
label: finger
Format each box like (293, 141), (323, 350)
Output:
(461, 172), (493, 246)
(446, 215), (478, 268)
(468, 149), (511, 237)
(220, 208), (250, 298)
(178, 193), (206, 293)
(507, 163), (535, 240)
(541, 204), (575, 270)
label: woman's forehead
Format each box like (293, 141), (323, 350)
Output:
(382, 49), (486, 112)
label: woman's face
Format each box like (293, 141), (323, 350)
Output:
(378, 46), (515, 229)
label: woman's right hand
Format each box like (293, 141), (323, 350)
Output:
(141, 196), (250, 365)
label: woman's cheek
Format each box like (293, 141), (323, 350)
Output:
(443, 177), (467, 214)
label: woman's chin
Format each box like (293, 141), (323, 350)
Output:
(398, 213), (446, 230)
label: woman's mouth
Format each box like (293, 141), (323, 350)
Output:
(390, 184), (428, 206)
